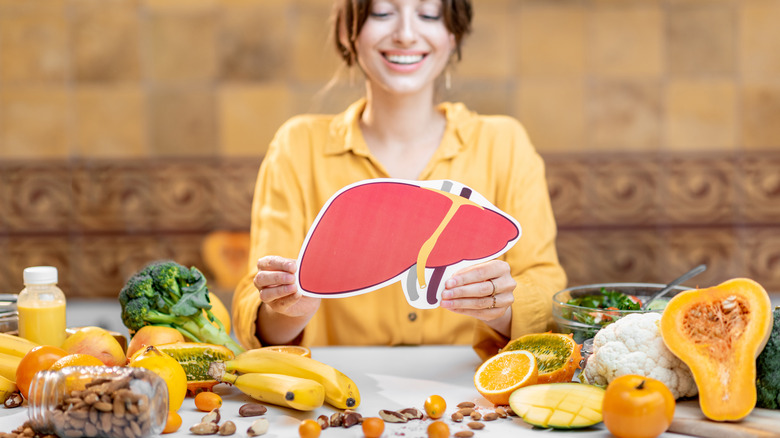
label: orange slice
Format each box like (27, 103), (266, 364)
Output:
(259, 345), (312, 358)
(49, 353), (105, 371)
(501, 332), (582, 384)
(474, 350), (538, 405)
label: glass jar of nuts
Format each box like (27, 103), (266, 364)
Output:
(27, 366), (168, 438)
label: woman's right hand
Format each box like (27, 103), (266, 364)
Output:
(253, 255), (320, 318)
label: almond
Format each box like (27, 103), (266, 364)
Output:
(467, 422), (485, 430)
(457, 407), (474, 416)
(482, 412), (499, 421)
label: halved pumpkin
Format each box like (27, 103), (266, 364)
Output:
(659, 278), (773, 421)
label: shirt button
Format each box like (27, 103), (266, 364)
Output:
(408, 312), (417, 322)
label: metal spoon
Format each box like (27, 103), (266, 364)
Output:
(640, 264), (707, 310)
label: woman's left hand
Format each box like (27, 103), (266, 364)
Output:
(439, 260), (515, 322)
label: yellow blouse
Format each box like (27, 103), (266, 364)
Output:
(232, 99), (567, 359)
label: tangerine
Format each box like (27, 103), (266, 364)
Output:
(16, 345), (68, 399)
(424, 394), (446, 419)
(361, 417), (384, 438)
(603, 375), (675, 438)
(163, 411), (182, 434)
(49, 353), (104, 371)
(474, 350), (538, 405)
(427, 420), (450, 438)
(298, 419), (321, 438)
(259, 345), (312, 358)
(194, 391), (223, 412)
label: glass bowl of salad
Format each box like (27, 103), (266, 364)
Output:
(552, 283), (693, 344)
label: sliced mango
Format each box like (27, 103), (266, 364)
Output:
(508, 382), (605, 429)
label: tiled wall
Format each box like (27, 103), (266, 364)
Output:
(3, 153), (780, 299)
(2, 0), (780, 158)
(2, 0), (780, 298)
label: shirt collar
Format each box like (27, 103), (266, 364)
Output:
(325, 98), (478, 158)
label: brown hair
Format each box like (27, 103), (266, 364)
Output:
(332, 0), (473, 67)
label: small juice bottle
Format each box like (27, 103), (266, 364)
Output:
(17, 266), (67, 347)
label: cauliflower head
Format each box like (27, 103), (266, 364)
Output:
(582, 312), (698, 399)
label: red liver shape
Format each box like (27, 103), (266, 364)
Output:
(299, 181), (519, 295)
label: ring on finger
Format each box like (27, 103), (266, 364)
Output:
(488, 278), (497, 296)
(489, 295), (496, 309)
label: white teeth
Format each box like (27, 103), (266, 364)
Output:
(385, 54), (424, 65)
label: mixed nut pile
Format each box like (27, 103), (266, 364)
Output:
(189, 403), (268, 436)
(4, 396), (516, 438)
(185, 400), (516, 437)
(1, 370), (161, 438)
(52, 374), (157, 438)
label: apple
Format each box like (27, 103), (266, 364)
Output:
(60, 326), (126, 367)
(126, 325), (185, 358)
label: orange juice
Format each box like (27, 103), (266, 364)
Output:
(18, 301), (67, 347)
(18, 266), (67, 347)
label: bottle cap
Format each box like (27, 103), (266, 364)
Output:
(23, 266), (58, 285)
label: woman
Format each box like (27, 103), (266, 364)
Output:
(232, 0), (566, 359)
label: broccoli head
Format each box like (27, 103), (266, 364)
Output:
(756, 307), (780, 409)
(119, 260), (244, 355)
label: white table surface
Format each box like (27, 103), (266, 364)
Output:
(1, 345), (697, 438)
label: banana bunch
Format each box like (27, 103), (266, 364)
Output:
(212, 368), (325, 411)
(0, 333), (39, 402)
(0, 374), (15, 404)
(208, 348), (360, 411)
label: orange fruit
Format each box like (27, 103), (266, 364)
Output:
(16, 345), (68, 399)
(500, 332), (582, 384)
(49, 353), (105, 371)
(298, 419), (321, 438)
(194, 391), (223, 412)
(259, 345), (311, 358)
(427, 420), (450, 438)
(603, 375), (675, 438)
(163, 411), (182, 434)
(424, 394), (446, 419)
(361, 417), (384, 438)
(474, 350), (538, 405)
(128, 345), (188, 412)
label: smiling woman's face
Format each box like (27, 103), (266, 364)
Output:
(354, 0), (456, 95)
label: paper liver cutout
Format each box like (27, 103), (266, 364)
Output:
(296, 179), (521, 309)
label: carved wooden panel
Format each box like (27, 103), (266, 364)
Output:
(1, 154), (779, 298)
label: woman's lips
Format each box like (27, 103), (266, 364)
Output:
(381, 52), (427, 72)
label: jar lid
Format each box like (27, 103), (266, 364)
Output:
(23, 266), (58, 284)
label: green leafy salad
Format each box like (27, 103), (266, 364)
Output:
(566, 288), (642, 313)
(563, 288), (644, 342)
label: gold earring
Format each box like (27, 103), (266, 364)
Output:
(445, 68), (451, 90)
